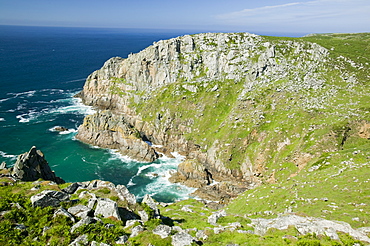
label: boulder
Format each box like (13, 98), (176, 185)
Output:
(142, 194), (160, 218)
(11, 146), (64, 184)
(94, 198), (121, 221)
(31, 190), (69, 207)
(91, 242), (111, 246)
(138, 210), (149, 222)
(69, 234), (88, 245)
(70, 217), (96, 233)
(130, 225), (145, 237)
(115, 184), (136, 205)
(208, 210), (226, 225)
(62, 182), (80, 194)
(153, 224), (172, 238)
(115, 235), (129, 244)
(171, 231), (195, 246)
(54, 207), (75, 223)
(67, 205), (92, 218)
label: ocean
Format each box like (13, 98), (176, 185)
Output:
(0, 25), (196, 202)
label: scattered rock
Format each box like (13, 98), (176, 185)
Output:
(94, 198), (121, 221)
(142, 194), (160, 218)
(208, 210), (226, 225)
(31, 190), (69, 207)
(251, 214), (370, 244)
(115, 184), (136, 205)
(68, 205), (92, 218)
(138, 210), (149, 222)
(69, 234), (88, 246)
(62, 182), (80, 194)
(54, 207), (75, 223)
(131, 225), (145, 237)
(171, 231), (195, 246)
(70, 217), (96, 233)
(91, 241), (111, 246)
(115, 235), (129, 244)
(153, 224), (172, 238)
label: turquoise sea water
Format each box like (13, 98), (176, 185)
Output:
(0, 25), (196, 202)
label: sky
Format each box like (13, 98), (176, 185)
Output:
(0, 0), (369, 35)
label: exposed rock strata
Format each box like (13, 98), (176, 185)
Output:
(76, 111), (158, 162)
(11, 146), (65, 184)
(76, 32), (359, 200)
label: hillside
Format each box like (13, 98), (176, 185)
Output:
(1, 32), (369, 245)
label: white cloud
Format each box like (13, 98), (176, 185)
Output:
(216, 0), (370, 33)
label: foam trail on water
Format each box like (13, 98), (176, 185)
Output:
(0, 151), (17, 160)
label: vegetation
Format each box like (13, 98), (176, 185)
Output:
(1, 32), (369, 245)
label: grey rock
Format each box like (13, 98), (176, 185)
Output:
(62, 182), (80, 194)
(130, 225), (145, 237)
(115, 184), (136, 205)
(68, 205), (92, 218)
(196, 230), (208, 240)
(11, 146), (64, 184)
(138, 210), (149, 222)
(69, 234), (88, 245)
(54, 207), (75, 223)
(0, 161), (6, 169)
(31, 190), (69, 207)
(251, 214), (370, 244)
(91, 241), (111, 246)
(115, 235), (129, 244)
(94, 198), (121, 221)
(153, 224), (172, 238)
(142, 194), (160, 218)
(208, 209), (226, 225)
(124, 219), (142, 228)
(70, 216), (96, 233)
(14, 224), (27, 230)
(171, 231), (195, 246)
(87, 198), (97, 209)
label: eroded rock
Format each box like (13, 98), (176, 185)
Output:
(11, 146), (64, 184)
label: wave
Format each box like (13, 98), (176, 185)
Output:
(61, 78), (86, 84)
(0, 90), (36, 103)
(0, 150), (17, 160)
(0, 118), (5, 122)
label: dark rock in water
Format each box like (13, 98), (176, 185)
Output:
(54, 126), (69, 132)
(11, 146), (64, 184)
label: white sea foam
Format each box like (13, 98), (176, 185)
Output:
(49, 126), (77, 135)
(0, 118), (5, 122)
(0, 150), (17, 160)
(16, 110), (39, 123)
(49, 97), (95, 116)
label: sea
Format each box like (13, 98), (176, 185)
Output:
(0, 25), (198, 202)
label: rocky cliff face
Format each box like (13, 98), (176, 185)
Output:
(11, 146), (65, 184)
(76, 32), (368, 200)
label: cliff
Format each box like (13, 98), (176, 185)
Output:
(76, 32), (370, 201)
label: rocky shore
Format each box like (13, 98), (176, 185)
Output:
(74, 31), (367, 202)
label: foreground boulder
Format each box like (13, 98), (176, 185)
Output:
(11, 146), (64, 184)
(31, 190), (70, 207)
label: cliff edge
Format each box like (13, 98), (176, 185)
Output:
(76, 32), (370, 201)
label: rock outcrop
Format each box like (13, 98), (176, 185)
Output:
(11, 146), (64, 184)
(76, 110), (158, 162)
(76, 32), (364, 201)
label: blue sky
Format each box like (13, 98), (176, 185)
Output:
(0, 0), (369, 34)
